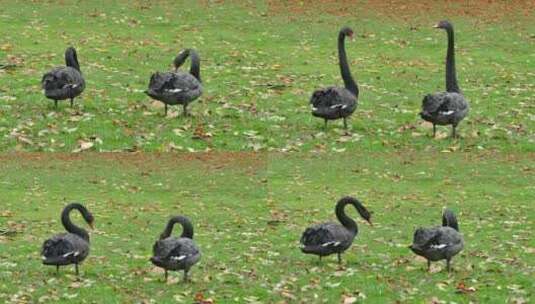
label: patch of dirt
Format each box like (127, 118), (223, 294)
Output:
(266, 0), (535, 22)
(0, 152), (267, 174)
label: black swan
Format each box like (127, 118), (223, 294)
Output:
(420, 21), (469, 138)
(41, 203), (94, 275)
(145, 49), (203, 117)
(409, 208), (464, 272)
(300, 196), (372, 264)
(310, 27), (358, 130)
(151, 215), (201, 282)
(41, 47), (85, 108)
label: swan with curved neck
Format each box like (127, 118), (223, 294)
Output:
(409, 208), (464, 272)
(146, 48), (203, 117)
(420, 20), (469, 138)
(42, 47), (86, 108)
(300, 196), (372, 264)
(151, 215), (201, 282)
(310, 27), (359, 130)
(41, 203), (94, 276)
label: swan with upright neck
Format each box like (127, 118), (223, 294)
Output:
(151, 215), (201, 282)
(146, 49), (203, 117)
(420, 21), (469, 138)
(41, 47), (86, 108)
(300, 196), (372, 264)
(310, 27), (359, 130)
(41, 203), (94, 275)
(409, 208), (464, 272)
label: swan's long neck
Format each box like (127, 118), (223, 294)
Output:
(65, 49), (81, 72)
(335, 198), (358, 234)
(338, 32), (358, 97)
(61, 204), (89, 241)
(161, 216), (194, 239)
(189, 50), (201, 83)
(445, 27), (460, 93)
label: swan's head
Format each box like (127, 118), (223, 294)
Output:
(434, 20), (453, 30)
(86, 213), (95, 229)
(340, 26), (354, 38)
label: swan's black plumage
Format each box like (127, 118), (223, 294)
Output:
(146, 49), (203, 117)
(420, 21), (469, 138)
(311, 27), (358, 130)
(409, 208), (464, 272)
(151, 216), (201, 282)
(41, 47), (85, 108)
(41, 203), (94, 275)
(300, 196), (371, 263)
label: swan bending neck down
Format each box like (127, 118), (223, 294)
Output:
(310, 27), (359, 130)
(300, 196), (372, 264)
(41, 203), (94, 276)
(409, 208), (464, 272)
(145, 49), (203, 117)
(151, 216), (201, 282)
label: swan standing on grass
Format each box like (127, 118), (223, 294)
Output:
(41, 203), (94, 276)
(310, 27), (358, 130)
(41, 47), (85, 109)
(300, 196), (372, 264)
(146, 49), (203, 117)
(409, 208), (464, 272)
(420, 21), (469, 138)
(151, 216), (201, 282)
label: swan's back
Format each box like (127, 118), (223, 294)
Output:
(420, 92), (468, 125)
(41, 232), (90, 266)
(310, 87), (357, 120)
(42, 66), (85, 100)
(146, 71), (202, 105)
(151, 237), (201, 271)
(410, 226), (463, 261)
(300, 222), (355, 255)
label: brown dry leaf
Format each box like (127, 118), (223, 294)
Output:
(73, 141), (94, 153)
(455, 281), (476, 294)
(342, 295), (357, 304)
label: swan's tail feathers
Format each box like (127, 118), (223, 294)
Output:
(442, 208), (459, 231)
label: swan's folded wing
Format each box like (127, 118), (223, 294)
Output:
(42, 235), (75, 258)
(301, 223), (347, 247)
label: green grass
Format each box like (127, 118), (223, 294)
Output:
(0, 1), (533, 152)
(1, 153), (534, 303)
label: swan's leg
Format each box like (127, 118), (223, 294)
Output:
(182, 104), (188, 117)
(54, 100), (58, 109)
(164, 104), (168, 116)
(337, 253), (342, 264)
(451, 124), (457, 138)
(427, 260), (431, 272)
(164, 269), (168, 282)
(56, 265), (59, 274)
(343, 118), (348, 130)
(319, 255), (322, 263)
(432, 124), (436, 137)
(183, 269), (189, 282)
(75, 263), (79, 276)
(324, 119), (328, 130)
(446, 258), (451, 272)
(70, 98), (74, 108)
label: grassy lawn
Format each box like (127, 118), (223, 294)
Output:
(0, 1), (533, 152)
(1, 152), (534, 303)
